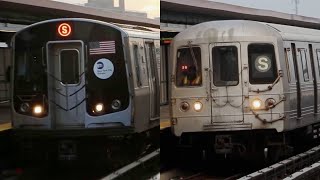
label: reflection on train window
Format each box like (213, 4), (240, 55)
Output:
(60, 50), (79, 85)
(176, 47), (202, 87)
(212, 46), (239, 86)
(248, 43), (277, 84)
(316, 50), (320, 78)
(133, 45), (142, 87)
(299, 49), (309, 82)
(284, 48), (292, 83)
(14, 49), (46, 94)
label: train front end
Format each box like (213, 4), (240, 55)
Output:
(170, 21), (286, 158)
(11, 19), (133, 136)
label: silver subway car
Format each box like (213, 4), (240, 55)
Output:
(170, 20), (320, 161)
(11, 18), (160, 137)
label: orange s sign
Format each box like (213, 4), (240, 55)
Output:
(58, 23), (72, 37)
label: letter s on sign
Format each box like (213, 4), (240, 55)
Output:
(58, 23), (72, 37)
(255, 56), (271, 72)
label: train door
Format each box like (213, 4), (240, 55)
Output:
(47, 41), (86, 128)
(294, 43), (314, 119)
(308, 44), (318, 115)
(284, 43), (301, 120)
(209, 43), (244, 123)
(314, 47), (320, 115)
(145, 41), (160, 120)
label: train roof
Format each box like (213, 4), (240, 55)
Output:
(173, 20), (320, 43)
(14, 18), (159, 40)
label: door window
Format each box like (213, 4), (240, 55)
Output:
(60, 49), (79, 85)
(133, 45), (142, 87)
(212, 46), (239, 86)
(299, 49), (309, 82)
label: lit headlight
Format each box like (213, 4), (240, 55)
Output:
(95, 103), (104, 112)
(20, 103), (30, 113)
(194, 101), (202, 112)
(33, 105), (43, 115)
(252, 99), (262, 109)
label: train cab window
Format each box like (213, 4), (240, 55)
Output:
(248, 44), (277, 84)
(212, 46), (239, 86)
(299, 49), (309, 81)
(133, 45), (142, 87)
(60, 49), (79, 85)
(176, 47), (202, 87)
(14, 49), (46, 93)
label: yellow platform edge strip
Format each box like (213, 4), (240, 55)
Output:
(160, 120), (170, 130)
(0, 122), (12, 131)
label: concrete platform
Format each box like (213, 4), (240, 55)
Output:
(160, 105), (170, 130)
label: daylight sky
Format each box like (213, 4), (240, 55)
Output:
(210, 0), (320, 19)
(52, 0), (160, 19)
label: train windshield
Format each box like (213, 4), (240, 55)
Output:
(14, 48), (47, 94)
(212, 46), (239, 86)
(248, 43), (277, 84)
(176, 47), (202, 87)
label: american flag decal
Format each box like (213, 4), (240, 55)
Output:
(89, 41), (116, 55)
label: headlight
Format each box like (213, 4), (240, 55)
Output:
(20, 103), (30, 113)
(252, 99), (262, 109)
(111, 100), (121, 110)
(95, 103), (104, 112)
(194, 101), (202, 112)
(33, 105), (43, 115)
(180, 102), (190, 112)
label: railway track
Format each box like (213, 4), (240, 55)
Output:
(161, 169), (244, 180)
(0, 128), (160, 180)
(101, 149), (160, 180)
(239, 144), (320, 179)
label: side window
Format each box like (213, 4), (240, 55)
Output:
(176, 46), (202, 87)
(284, 48), (292, 83)
(316, 49), (320, 78)
(248, 43), (277, 84)
(299, 49), (309, 81)
(133, 44), (142, 87)
(212, 46), (239, 86)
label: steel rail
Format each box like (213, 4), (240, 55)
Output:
(100, 148), (160, 180)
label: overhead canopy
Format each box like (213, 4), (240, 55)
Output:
(0, 0), (159, 28)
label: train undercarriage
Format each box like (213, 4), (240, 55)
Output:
(175, 124), (320, 166)
(13, 126), (159, 168)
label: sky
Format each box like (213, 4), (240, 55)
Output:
(210, 0), (320, 19)
(52, 0), (160, 19)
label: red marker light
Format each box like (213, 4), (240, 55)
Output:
(58, 23), (71, 37)
(163, 40), (172, 44)
(182, 66), (188, 70)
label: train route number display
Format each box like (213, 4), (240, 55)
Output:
(93, 58), (114, 79)
(255, 55), (271, 72)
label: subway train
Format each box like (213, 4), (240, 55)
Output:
(11, 18), (160, 140)
(170, 20), (320, 162)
